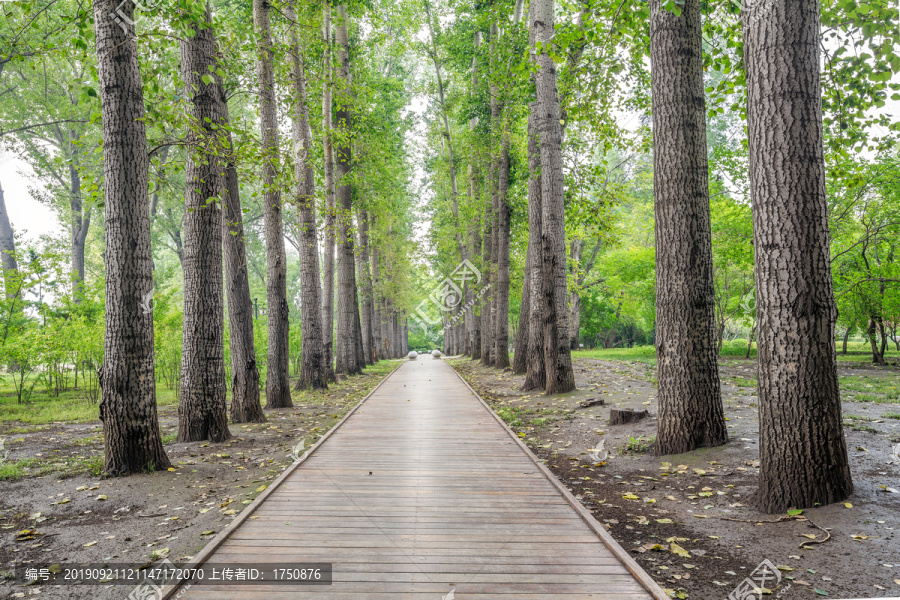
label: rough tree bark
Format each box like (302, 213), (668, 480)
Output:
(468, 30), (483, 360)
(353, 254), (367, 369)
(523, 106), (546, 391)
(356, 209), (376, 364)
(649, 0), (727, 454)
(217, 71), (264, 423)
(93, 0), (171, 473)
(487, 24), (501, 368)
(744, 0), (853, 512)
(222, 157), (264, 423)
(401, 319), (409, 355)
(479, 195), (493, 364)
(531, 0), (575, 394)
(288, 7), (328, 390)
(334, 4), (361, 376)
(68, 148), (91, 304)
(494, 115), (511, 369)
(568, 239), (581, 350)
(371, 227), (383, 360)
(254, 0), (291, 408)
(512, 258), (530, 374)
(321, 2), (337, 381)
(177, 4), (230, 443)
(867, 316), (886, 365)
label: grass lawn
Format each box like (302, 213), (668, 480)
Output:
(573, 341), (899, 365)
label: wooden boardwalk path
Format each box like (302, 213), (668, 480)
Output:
(164, 359), (666, 599)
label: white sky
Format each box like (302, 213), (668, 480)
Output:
(0, 151), (60, 244)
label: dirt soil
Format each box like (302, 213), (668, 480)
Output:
(0, 364), (398, 600)
(451, 356), (900, 600)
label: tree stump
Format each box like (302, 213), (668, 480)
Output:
(608, 407), (648, 425)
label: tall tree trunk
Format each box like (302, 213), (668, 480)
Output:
(371, 235), (383, 360)
(841, 324), (852, 354)
(512, 253), (530, 374)
(93, 0), (171, 474)
(391, 311), (399, 357)
(479, 195), (493, 364)
(353, 262), (367, 368)
(254, 0), (291, 408)
(744, 0), (853, 512)
(746, 323), (756, 359)
(494, 115), (511, 369)
(649, 0), (728, 451)
(523, 106), (546, 391)
(334, 5), (361, 376)
(468, 30), (483, 361)
(488, 34), (501, 367)
(567, 239), (582, 350)
(68, 149), (91, 304)
(0, 181), (20, 299)
(401, 318), (409, 355)
(222, 158), (264, 423)
(469, 217), (482, 360)
(868, 317), (886, 365)
(321, 3), (337, 382)
(381, 299), (391, 358)
(288, 7), (328, 390)
(218, 74), (264, 423)
(177, 4), (230, 443)
(649, 0), (726, 454)
(531, 0), (575, 394)
(357, 209), (376, 364)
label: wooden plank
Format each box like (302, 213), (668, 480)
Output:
(163, 360), (665, 599)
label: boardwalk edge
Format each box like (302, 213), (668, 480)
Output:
(446, 360), (671, 600)
(160, 361), (404, 599)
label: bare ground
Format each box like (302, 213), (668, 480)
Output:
(0, 364), (398, 600)
(450, 356), (900, 600)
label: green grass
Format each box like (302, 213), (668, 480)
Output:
(496, 406), (525, 427)
(0, 360), (400, 428)
(882, 412), (900, 420)
(840, 376), (899, 404)
(0, 377), (179, 426)
(0, 454), (104, 481)
(621, 435), (655, 453)
(844, 414), (875, 421)
(574, 346), (659, 364)
(289, 360), (399, 406)
(730, 377), (758, 388)
(574, 342), (762, 365)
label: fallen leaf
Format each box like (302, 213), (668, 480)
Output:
(670, 542), (691, 558)
(84, 541), (97, 547)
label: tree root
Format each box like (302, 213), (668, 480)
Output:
(712, 513), (831, 547)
